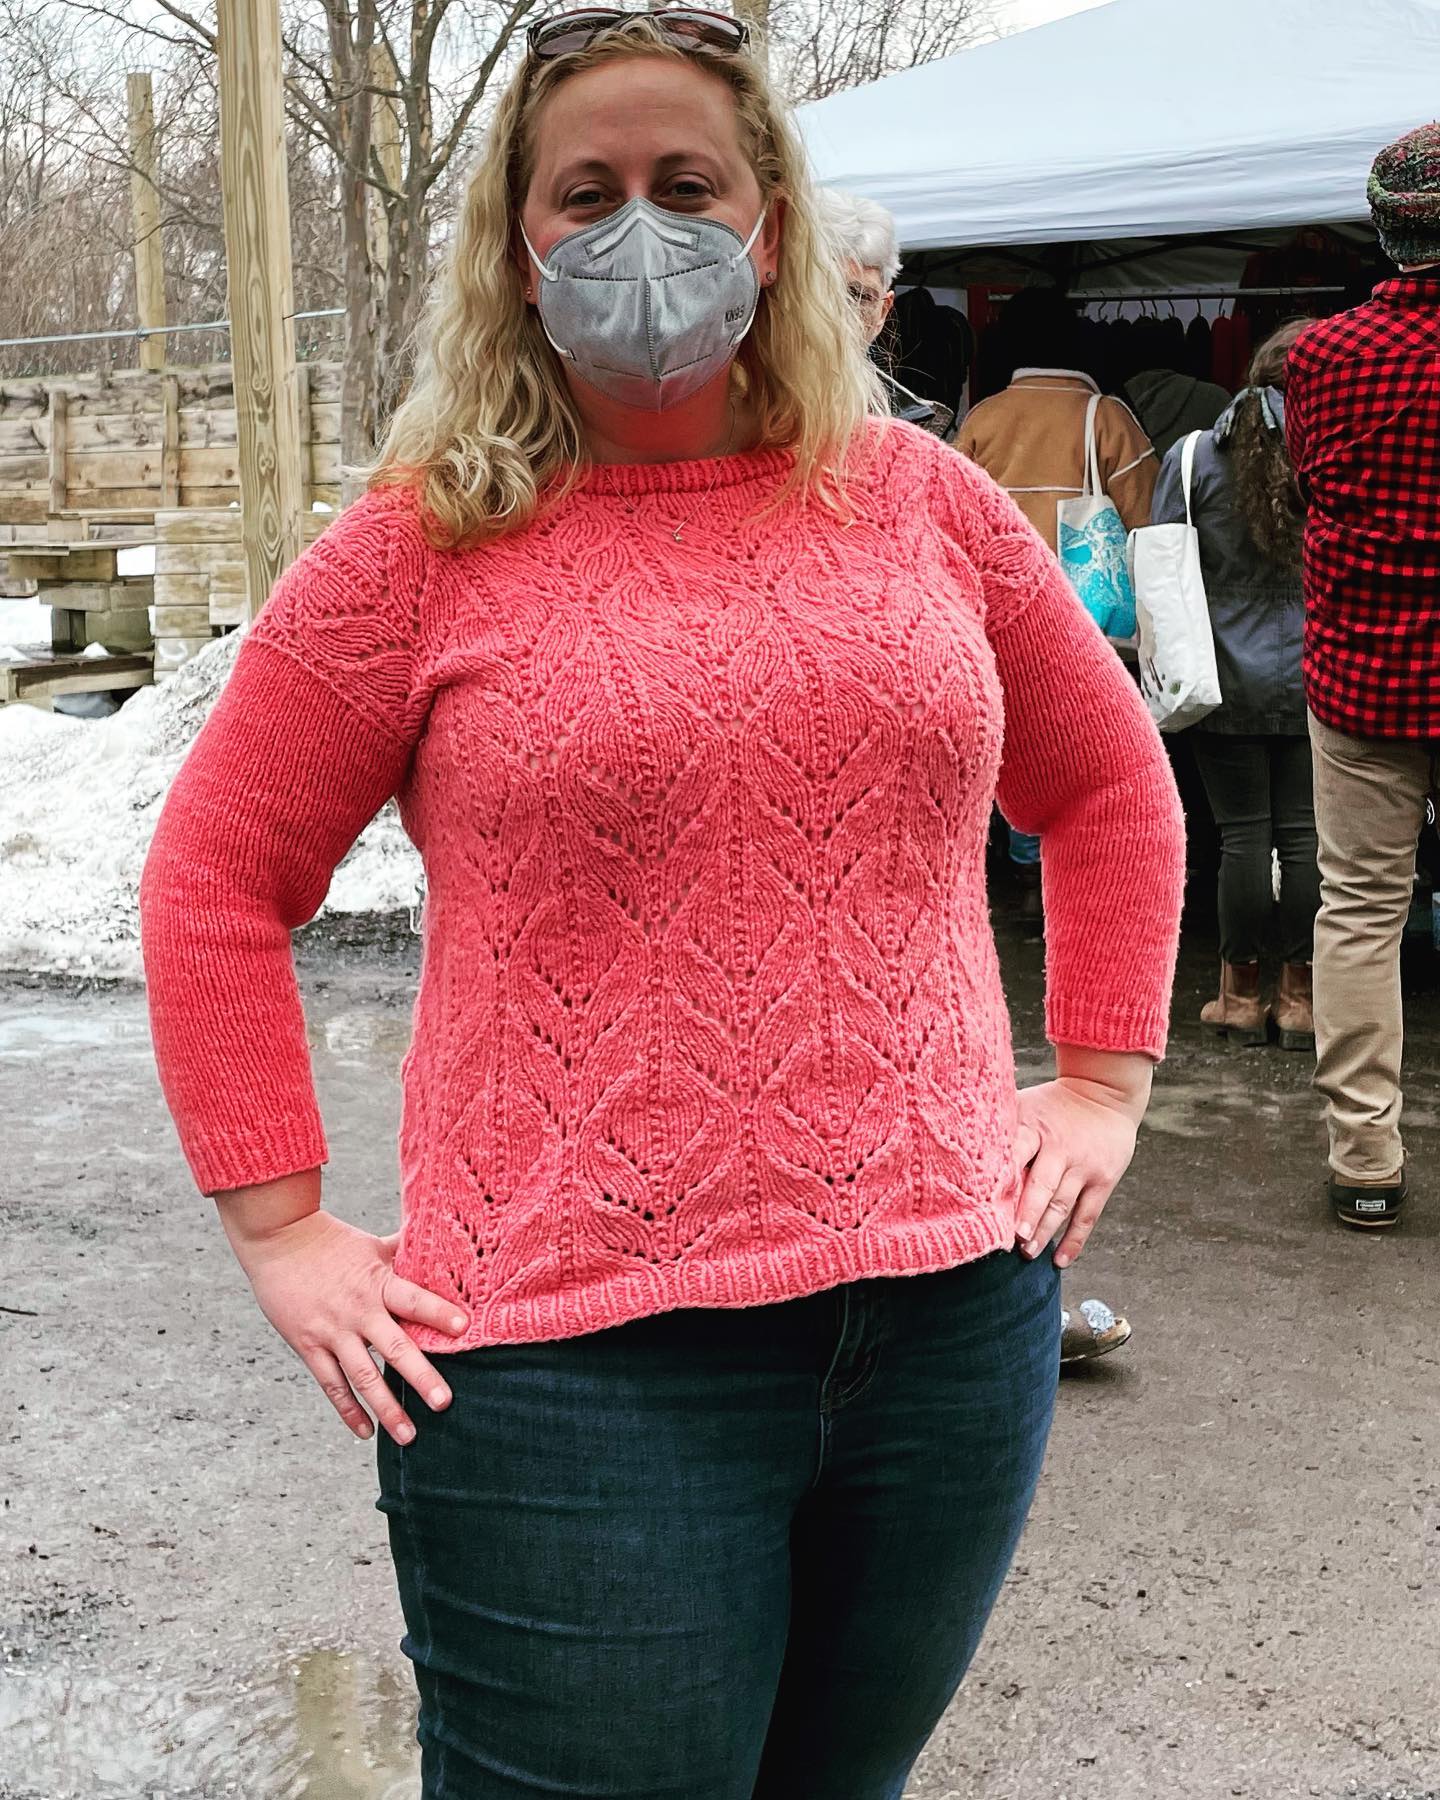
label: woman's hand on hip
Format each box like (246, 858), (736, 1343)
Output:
(215, 1172), (469, 1444)
(1011, 1047), (1155, 1269)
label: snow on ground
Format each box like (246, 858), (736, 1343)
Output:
(0, 629), (422, 979)
(0, 594), (50, 662)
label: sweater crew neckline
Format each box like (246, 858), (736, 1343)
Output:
(578, 443), (795, 499)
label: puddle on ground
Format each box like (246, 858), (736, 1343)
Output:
(315, 1009), (414, 1064)
(1141, 1072), (1315, 1140)
(0, 1008), (151, 1060)
(0, 1648), (418, 1798)
(1016, 1056), (1319, 1144)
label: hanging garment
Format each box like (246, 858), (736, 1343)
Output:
(890, 287), (975, 419)
(1185, 313), (1213, 381)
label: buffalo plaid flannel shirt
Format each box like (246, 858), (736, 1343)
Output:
(1286, 274), (1440, 741)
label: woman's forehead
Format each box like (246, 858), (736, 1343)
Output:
(530, 57), (742, 169)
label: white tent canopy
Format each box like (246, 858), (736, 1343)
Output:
(798, 0), (1439, 255)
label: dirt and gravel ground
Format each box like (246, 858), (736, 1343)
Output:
(3, 912), (1439, 1800)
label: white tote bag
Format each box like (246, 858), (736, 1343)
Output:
(1127, 430), (1222, 733)
(1056, 394), (1138, 642)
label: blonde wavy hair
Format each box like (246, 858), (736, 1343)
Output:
(369, 13), (883, 548)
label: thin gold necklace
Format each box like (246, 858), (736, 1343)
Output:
(596, 400), (738, 542)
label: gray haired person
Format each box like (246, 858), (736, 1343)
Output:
(816, 187), (955, 437)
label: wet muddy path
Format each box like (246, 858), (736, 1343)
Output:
(4, 916), (1440, 1799)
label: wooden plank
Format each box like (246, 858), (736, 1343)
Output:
(0, 366), (243, 417)
(219, 0), (303, 622)
(151, 603), (213, 635)
(128, 74), (168, 374)
(8, 549), (121, 581)
(0, 453), (50, 482)
(4, 651), (154, 706)
(64, 453), (161, 494)
(180, 486), (249, 509)
(0, 367), (337, 425)
(0, 423), (47, 455)
(155, 512), (243, 545)
(60, 487), (161, 511)
(0, 498), (48, 526)
(48, 391), (68, 516)
(156, 545), (235, 576)
(161, 376), (181, 506)
(155, 571), (210, 608)
(34, 582), (127, 610)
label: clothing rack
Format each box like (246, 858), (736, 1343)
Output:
(1066, 285), (1347, 302)
(977, 285), (1347, 303)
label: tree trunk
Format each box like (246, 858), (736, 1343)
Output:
(327, 0), (380, 495)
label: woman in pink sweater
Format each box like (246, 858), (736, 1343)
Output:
(140, 12), (1184, 1796)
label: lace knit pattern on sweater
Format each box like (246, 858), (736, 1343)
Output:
(140, 421), (1185, 1348)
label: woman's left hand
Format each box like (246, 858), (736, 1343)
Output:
(1011, 1048), (1155, 1269)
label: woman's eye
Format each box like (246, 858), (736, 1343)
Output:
(665, 180), (711, 201)
(565, 188), (607, 209)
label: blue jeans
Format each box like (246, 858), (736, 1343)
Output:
(1008, 826), (1042, 868)
(376, 1250), (1059, 1799)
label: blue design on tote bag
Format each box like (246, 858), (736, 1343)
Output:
(1058, 507), (1137, 639)
(1055, 392), (1139, 641)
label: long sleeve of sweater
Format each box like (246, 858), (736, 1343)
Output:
(139, 495), (420, 1195)
(935, 450), (1186, 1058)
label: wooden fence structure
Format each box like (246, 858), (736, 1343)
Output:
(0, 362), (341, 706)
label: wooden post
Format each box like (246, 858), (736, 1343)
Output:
(217, 0), (303, 623)
(47, 390), (68, 518)
(127, 74), (168, 374)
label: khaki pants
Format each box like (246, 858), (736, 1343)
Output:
(1309, 712), (1435, 1182)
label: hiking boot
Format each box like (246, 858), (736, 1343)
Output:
(1060, 1298), (1133, 1367)
(1330, 1171), (1407, 1231)
(1200, 961), (1270, 1047)
(1274, 962), (1315, 1053)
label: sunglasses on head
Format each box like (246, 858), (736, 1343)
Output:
(526, 6), (751, 62)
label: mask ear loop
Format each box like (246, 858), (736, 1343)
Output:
(727, 207), (769, 346)
(517, 222), (576, 362)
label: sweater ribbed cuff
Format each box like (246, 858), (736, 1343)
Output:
(1045, 991), (1170, 1064)
(181, 1114), (330, 1198)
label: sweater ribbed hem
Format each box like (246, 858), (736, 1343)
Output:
(400, 1206), (1013, 1353)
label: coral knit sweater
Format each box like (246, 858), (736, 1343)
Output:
(140, 421), (1185, 1352)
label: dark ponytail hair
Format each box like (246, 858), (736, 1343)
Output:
(1222, 319), (1309, 568)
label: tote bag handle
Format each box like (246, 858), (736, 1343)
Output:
(1079, 393), (1103, 500)
(1180, 428), (1202, 526)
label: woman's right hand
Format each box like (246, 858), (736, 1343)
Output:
(217, 1174), (470, 1444)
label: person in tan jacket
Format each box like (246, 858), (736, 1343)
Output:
(958, 287), (1158, 553)
(959, 288), (1158, 929)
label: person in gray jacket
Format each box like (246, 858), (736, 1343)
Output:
(1152, 321), (1318, 1050)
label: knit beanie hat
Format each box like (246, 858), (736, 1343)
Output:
(1369, 123), (1440, 268)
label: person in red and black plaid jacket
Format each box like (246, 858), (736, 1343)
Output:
(1285, 121), (1440, 1233)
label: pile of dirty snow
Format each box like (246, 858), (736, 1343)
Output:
(0, 629), (421, 980)
(0, 594), (50, 663)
